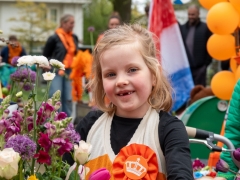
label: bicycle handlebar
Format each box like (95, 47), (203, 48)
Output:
(185, 126), (240, 169)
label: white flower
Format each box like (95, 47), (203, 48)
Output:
(42, 72), (55, 81)
(15, 91), (23, 98)
(50, 59), (65, 70)
(0, 148), (20, 179)
(32, 55), (49, 66)
(74, 140), (92, 165)
(17, 55), (34, 66)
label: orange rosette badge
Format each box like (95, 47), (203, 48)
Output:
(112, 144), (159, 180)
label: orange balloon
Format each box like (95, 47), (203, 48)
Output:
(211, 71), (236, 100)
(199, 0), (228, 10)
(230, 57), (238, 74)
(207, 34), (235, 60)
(207, 2), (239, 35)
(230, 0), (240, 14)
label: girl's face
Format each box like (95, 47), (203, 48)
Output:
(101, 44), (156, 118)
(108, 18), (120, 29)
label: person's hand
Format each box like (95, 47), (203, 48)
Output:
(39, 65), (51, 71)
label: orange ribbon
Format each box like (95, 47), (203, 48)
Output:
(112, 143), (159, 180)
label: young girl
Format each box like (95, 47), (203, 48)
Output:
(76, 24), (193, 179)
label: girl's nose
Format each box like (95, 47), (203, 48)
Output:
(116, 80), (129, 87)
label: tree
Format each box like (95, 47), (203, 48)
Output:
(9, 0), (57, 54)
(110, 0), (132, 23)
(83, 0), (113, 45)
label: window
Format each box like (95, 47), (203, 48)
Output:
(50, 9), (57, 22)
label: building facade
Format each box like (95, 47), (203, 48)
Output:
(0, 0), (91, 52)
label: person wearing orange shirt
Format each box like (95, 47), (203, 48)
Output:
(43, 14), (79, 117)
(0, 35), (26, 65)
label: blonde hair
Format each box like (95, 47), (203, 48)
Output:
(89, 24), (173, 115)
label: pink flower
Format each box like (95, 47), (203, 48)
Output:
(54, 112), (67, 121)
(26, 116), (33, 131)
(89, 168), (111, 180)
(0, 119), (10, 134)
(42, 103), (55, 118)
(44, 122), (56, 136)
(38, 133), (52, 152)
(53, 138), (73, 156)
(37, 108), (47, 125)
(34, 150), (51, 165)
(192, 158), (205, 171)
(5, 125), (20, 141)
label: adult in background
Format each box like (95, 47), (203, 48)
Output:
(97, 12), (122, 42)
(0, 35), (26, 65)
(180, 5), (212, 87)
(43, 14), (78, 117)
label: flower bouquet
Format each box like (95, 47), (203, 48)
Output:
(193, 158), (217, 179)
(0, 55), (110, 180)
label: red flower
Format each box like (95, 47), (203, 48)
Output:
(38, 133), (52, 152)
(34, 150), (51, 165)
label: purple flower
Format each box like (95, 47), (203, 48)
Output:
(215, 159), (229, 172)
(21, 82), (34, 91)
(61, 123), (80, 143)
(11, 56), (20, 66)
(10, 68), (36, 83)
(5, 135), (36, 160)
(233, 148), (240, 161)
(88, 26), (95, 32)
(89, 168), (111, 180)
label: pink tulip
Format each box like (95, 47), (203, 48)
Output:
(89, 168), (111, 180)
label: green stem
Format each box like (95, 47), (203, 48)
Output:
(35, 64), (39, 100)
(74, 162), (80, 180)
(90, 32), (94, 53)
(58, 157), (62, 177)
(19, 159), (24, 180)
(31, 97), (37, 174)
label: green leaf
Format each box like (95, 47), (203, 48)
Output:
(52, 176), (63, 180)
(68, 169), (81, 180)
(36, 172), (44, 180)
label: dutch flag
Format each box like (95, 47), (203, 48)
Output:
(148, 0), (194, 112)
(172, 0), (191, 4)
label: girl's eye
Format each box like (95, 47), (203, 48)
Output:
(106, 72), (115, 77)
(128, 68), (138, 73)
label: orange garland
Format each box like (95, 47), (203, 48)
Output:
(70, 49), (93, 101)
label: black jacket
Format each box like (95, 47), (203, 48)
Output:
(180, 21), (212, 69)
(64, 110), (194, 180)
(43, 33), (78, 62)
